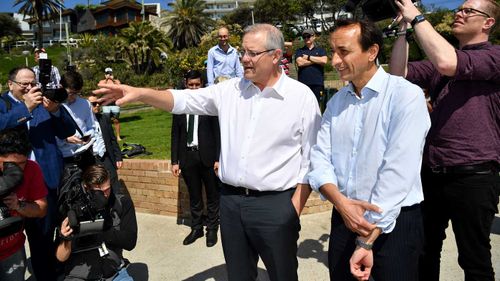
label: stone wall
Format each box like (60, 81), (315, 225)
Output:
(118, 159), (332, 220)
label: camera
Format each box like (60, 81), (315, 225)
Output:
(38, 57), (68, 103)
(58, 165), (108, 239)
(339, 0), (419, 22)
(0, 162), (24, 237)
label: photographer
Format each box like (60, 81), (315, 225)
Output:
(1, 66), (76, 281)
(58, 71), (97, 170)
(0, 128), (48, 281)
(56, 165), (137, 280)
(32, 48), (61, 88)
(389, 0), (500, 280)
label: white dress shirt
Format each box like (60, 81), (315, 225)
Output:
(308, 67), (431, 233)
(57, 97), (96, 158)
(171, 72), (321, 191)
(186, 114), (199, 147)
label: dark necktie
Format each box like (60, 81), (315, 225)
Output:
(187, 115), (194, 144)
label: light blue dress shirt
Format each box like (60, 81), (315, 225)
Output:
(206, 44), (244, 86)
(308, 67), (430, 233)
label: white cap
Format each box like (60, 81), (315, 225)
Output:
(105, 67), (113, 73)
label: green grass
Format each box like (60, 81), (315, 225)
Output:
(119, 108), (172, 160)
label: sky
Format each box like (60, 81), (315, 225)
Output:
(0, 0), (463, 14)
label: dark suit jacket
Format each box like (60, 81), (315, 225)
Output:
(171, 114), (220, 168)
(95, 113), (122, 167)
(0, 92), (76, 189)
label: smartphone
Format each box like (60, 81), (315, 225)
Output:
(81, 135), (91, 142)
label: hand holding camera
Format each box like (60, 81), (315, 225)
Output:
(23, 85), (43, 112)
(60, 217), (74, 239)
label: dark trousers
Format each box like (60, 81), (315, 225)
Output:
(220, 185), (300, 281)
(181, 150), (220, 230)
(95, 153), (121, 194)
(419, 166), (500, 281)
(25, 189), (58, 281)
(307, 84), (325, 105)
(329, 205), (423, 281)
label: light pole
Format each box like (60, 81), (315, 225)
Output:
(59, 6), (62, 42)
(250, 6), (254, 25)
(22, 50), (30, 67)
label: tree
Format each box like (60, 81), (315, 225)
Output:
(162, 0), (213, 50)
(120, 21), (172, 74)
(0, 14), (22, 39)
(222, 6), (254, 28)
(14, 0), (64, 48)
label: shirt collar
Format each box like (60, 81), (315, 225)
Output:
(460, 41), (491, 50)
(346, 66), (387, 98)
(241, 71), (286, 99)
(7, 91), (22, 103)
(216, 44), (235, 54)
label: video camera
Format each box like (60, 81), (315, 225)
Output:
(0, 162), (24, 237)
(58, 165), (108, 239)
(338, 0), (419, 22)
(38, 54), (68, 103)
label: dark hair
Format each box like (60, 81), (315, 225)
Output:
(0, 128), (32, 157)
(82, 165), (109, 189)
(332, 19), (384, 59)
(8, 67), (35, 82)
(184, 70), (203, 82)
(60, 71), (84, 91)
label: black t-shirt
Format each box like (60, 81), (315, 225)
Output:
(295, 45), (327, 86)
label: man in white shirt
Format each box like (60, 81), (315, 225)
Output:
(95, 23), (321, 281)
(58, 71), (97, 170)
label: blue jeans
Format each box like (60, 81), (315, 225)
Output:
(112, 267), (133, 281)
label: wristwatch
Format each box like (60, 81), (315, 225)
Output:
(355, 238), (373, 250)
(411, 14), (426, 27)
(307, 55), (311, 61)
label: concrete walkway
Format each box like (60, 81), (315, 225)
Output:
(25, 210), (500, 281)
(120, 211), (500, 281)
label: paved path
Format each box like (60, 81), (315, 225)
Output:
(122, 211), (500, 281)
(25, 210), (500, 280)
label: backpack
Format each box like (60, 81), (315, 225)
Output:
(121, 143), (151, 158)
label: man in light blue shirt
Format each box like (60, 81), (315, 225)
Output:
(307, 19), (430, 281)
(206, 27), (243, 86)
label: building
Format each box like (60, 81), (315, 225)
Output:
(204, 0), (255, 20)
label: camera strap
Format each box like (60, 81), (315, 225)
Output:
(0, 94), (12, 111)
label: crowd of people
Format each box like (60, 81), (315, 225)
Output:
(0, 0), (499, 280)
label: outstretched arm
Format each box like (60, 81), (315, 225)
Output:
(94, 83), (175, 112)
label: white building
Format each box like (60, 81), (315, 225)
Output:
(204, 0), (255, 20)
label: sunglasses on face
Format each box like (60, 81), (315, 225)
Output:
(302, 35), (312, 39)
(91, 102), (100, 106)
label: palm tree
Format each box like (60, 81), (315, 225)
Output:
(162, 0), (212, 50)
(14, 0), (64, 48)
(120, 21), (172, 74)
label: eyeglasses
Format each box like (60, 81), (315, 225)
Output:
(454, 7), (491, 18)
(90, 102), (100, 107)
(12, 80), (37, 88)
(239, 49), (276, 58)
(302, 35), (312, 39)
